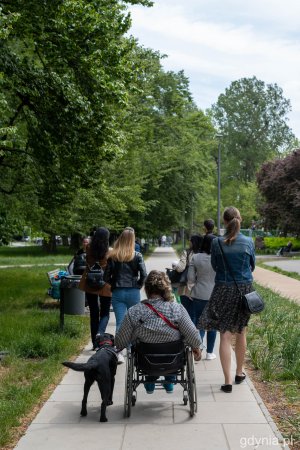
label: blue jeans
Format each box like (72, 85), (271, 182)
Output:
(180, 295), (217, 354)
(112, 288), (141, 331)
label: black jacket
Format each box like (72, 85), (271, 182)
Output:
(104, 252), (147, 290)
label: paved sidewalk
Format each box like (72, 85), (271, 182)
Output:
(253, 266), (300, 305)
(14, 248), (289, 450)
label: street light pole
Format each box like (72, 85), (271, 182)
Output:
(217, 139), (221, 236)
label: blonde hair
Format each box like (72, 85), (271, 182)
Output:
(223, 206), (242, 244)
(145, 270), (173, 302)
(109, 227), (135, 262)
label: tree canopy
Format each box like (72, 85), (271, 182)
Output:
(211, 76), (294, 183)
(257, 148), (300, 236)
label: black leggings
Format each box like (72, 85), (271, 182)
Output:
(86, 293), (111, 345)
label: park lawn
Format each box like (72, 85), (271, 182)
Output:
(0, 266), (90, 448)
(247, 284), (300, 443)
(0, 245), (73, 266)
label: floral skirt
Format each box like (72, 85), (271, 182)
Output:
(198, 283), (252, 333)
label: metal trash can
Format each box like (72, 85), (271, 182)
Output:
(60, 275), (85, 315)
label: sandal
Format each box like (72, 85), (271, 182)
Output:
(235, 372), (246, 384)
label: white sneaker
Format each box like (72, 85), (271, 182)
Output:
(206, 352), (216, 360)
(117, 353), (125, 365)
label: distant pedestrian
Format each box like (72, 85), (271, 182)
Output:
(161, 235), (167, 247)
(203, 218), (216, 236)
(198, 207), (255, 393)
(135, 239), (141, 252)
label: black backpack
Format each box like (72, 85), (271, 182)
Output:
(73, 251), (87, 275)
(86, 262), (105, 289)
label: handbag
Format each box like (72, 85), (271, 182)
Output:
(166, 268), (181, 284)
(86, 262), (105, 289)
(217, 239), (264, 314)
(179, 266), (189, 286)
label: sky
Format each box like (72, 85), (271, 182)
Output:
(127, 0), (300, 139)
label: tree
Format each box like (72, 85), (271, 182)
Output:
(257, 149), (300, 235)
(0, 0), (152, 246)
(211, 76), (294, 183)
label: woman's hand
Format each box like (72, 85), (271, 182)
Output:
(192, 348), (202, 361)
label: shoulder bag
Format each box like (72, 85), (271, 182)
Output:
(217, 239), (264, 314)
(144, 302), (179, 329)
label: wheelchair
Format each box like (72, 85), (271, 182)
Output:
(124, 340), (197, 418)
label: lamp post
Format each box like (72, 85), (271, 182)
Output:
(216, 134), (222, 236)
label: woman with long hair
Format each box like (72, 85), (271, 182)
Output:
(198, 207), (255, 392)
(79, 227), (111, 350)
(115, 270), (202, 393)
(104, 227), (147, 359)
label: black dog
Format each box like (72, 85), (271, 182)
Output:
(62, 333), (118, 422)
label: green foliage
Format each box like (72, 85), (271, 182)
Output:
(263, 237), (300, 250)
(211, 76), (294, 183)
(257, 149), (300, 235)
(247, 284), (300, 382)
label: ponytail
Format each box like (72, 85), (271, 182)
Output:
(223, 206), (241, 244)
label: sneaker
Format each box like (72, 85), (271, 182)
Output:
(206, 352), (216, 360)
(144, 382), (155, 394)
(117, 353), (125, 365)
(164, 383), (174, 393)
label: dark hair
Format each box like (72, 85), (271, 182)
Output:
(145, 270), (173, 302)
(204, 219), (215, 232)
(223, 207), (241, 244)
(201, 234), (215, 254)
(190, 234), (203, 254)
(90, 227), (110, 260)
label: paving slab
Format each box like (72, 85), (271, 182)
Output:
(14, 247), (289, 450)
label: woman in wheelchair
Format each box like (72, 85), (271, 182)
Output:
(115, 270), (202, 394)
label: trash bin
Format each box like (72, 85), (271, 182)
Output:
(60, 275), (85, 315)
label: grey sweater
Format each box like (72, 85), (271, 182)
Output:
(187, 253), (215, 300)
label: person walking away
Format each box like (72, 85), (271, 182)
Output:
(68, 236), (90, 275)
(104, 227), (147, 363)
(79, 227), (112, 350)
(174, 235), (202, 305)
(187, 234), (217, 360)
(198, 207), (255, 392)
(161, 235), (167, 247)
(115, 270), (203, 393)
(203, 218), (216, 237)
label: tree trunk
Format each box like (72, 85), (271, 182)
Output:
(42, 234), (57, 253)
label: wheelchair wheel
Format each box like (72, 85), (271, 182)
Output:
(124, 350), (134, 418)
(186, 348), (197, 417)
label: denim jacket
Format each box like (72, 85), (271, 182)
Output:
(211, 233), (255, 285)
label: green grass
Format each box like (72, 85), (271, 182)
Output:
(248, 284), (300, 441)
(257, 261), (300, 282)
(0, 245), (73, 266)
(0, 266), (89, 447)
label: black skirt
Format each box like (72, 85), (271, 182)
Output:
(198, 283), (252, 333)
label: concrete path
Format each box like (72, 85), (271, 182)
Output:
(263, 259), (300, 275)
(14, 247), (289, 450)
(253, 266), (300, 305)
